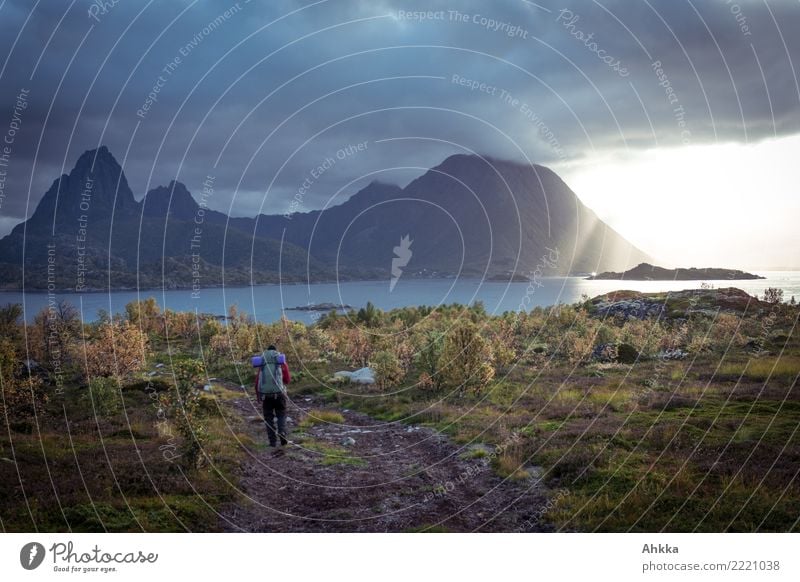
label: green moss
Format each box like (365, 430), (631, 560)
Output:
(302, 440), (366, 467)
(299, 409), (346, 428)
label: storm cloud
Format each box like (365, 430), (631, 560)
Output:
(0, 0), (797, 235)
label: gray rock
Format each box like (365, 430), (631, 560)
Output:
(658, 348), (688, 360)
(595, 298), (665, 320)
(341, 436), (356, 447)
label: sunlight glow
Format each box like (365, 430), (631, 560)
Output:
(557, 134), (800, 270)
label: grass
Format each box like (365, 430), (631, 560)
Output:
(586, 384), (631, 412)
(5, 297), (798, 533)
(536, 420), (565, 432)
(486, 381), (530, 408)
(329, 345), (800, 532)
(298, 409), (346, 428)
(718, 356), (800, 382)
(301, 439), (366, 467)
(492, 454), (530, 481)
(461, 447), (489, 460)
(0, 370), (246, 532)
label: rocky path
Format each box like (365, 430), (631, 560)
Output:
(218, 386), (550, 532)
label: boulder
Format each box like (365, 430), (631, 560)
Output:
(334, 367), (375, 385)
(657, 348), (688, 360)
(615, 342), (640, 364)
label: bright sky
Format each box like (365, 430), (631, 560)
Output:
(558, 134), (800, 271)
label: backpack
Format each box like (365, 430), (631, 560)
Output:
(258, 349), (285, 395)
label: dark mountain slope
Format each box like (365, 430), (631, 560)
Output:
(0, 147), (651, 290)
(239, 154), (651, 277)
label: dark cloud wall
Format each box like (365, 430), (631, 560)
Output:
(0, 0), (797, 234)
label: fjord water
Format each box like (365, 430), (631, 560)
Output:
(4, 272), (799, 324)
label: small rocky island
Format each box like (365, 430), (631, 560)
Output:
(586, 262), (765, 281)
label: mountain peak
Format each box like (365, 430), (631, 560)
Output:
(435, 152), (485, 171)
(143, 180), (199, 220)
(0, 146), (652, 289)
(74, 145), (118, 171)
(16, 145), (136, 233)
(436, 152), (547, 174)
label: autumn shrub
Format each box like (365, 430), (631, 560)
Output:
(595, 323), (618, 346)
(199, 317), (224, 345)
(438, 320), (495, 394)
(561, 330), (595, 364)
(208, 332), (231, 366)
(0, 337), (48, 427)
(28, 301), (81, 380)
(84, 321), (149, 379)
(307, 327), (335, 360)
(0, 303), (23, 343)
(371, 350), (404, 389)
(169, 358), (208, 469)
(125, 297), (163, 335)
(339, 327), (373, 368)
(164, 309), (197, 340)
(706, 313), (745, 351)
(661, 322), (690, 351)
(620, 318), (666, 358)
(233, 325), (256, 360)
(80, 376), (122, 418)
(489, 320), (517, 369)
(414, 330), (445, 390)
(208, 322), (259, 365)
(394, 337), (416, 374)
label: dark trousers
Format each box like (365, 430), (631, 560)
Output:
(262, 392), (287, 446)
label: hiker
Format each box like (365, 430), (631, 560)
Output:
(254, 345), (291, 448)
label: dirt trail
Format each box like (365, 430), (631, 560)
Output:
(218, 386), (551, 532)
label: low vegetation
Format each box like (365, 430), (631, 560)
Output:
(298, 409), (346, 428)
(1, 286), (798, 531)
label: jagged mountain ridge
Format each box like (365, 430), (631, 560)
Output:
(0, 147), (651, 290)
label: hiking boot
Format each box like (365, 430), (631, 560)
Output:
(280, 436), (288, 446)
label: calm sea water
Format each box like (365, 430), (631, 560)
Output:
(3, 272), (799, 324)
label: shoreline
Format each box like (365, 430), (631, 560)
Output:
(1, 272), (788, 296)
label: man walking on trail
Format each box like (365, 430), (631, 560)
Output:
(255, 345), (291, 449)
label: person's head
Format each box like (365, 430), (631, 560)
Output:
(267, 344), (276, 351)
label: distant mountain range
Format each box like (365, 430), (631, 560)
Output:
(0, 146), (651, 291)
